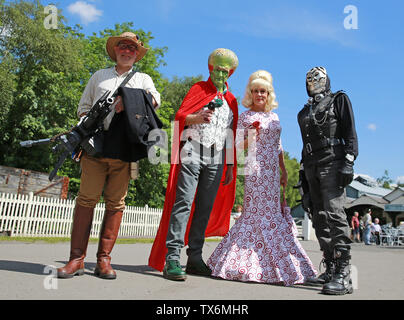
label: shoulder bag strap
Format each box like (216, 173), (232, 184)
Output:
(111, 68), (137, 98)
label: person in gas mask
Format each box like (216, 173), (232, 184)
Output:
(297, 66), (358, 295)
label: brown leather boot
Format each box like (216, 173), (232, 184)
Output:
(94, 210), (123, 279)
(57, 205), (94, 279)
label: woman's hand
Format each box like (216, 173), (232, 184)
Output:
(280, 170), (288, 189)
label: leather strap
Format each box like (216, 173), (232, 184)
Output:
(111, 68), (136, 98)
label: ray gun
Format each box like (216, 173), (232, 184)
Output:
(20, 70), (136, 181)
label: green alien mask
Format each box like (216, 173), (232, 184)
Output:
(208, 48), (239, 93)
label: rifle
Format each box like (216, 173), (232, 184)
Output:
(20, 70), (136, 181)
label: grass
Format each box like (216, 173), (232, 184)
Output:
(0, 236), (155, 244)
(0, 236), (222, 244)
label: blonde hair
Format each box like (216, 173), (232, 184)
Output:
(242, 70), (278, 112)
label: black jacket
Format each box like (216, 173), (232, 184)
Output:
(102, 87), (163, 162)
(298, 91), (358, 166)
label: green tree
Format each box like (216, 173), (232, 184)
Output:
(283, 152), (300, 208)
(0, 1), (170, 204)
(0, 53), (16, 134)
(233, 170), (245, 210)
(159, 75), (203, 123)
(377, 170), (393, 189)
(0, 0), (85, 173)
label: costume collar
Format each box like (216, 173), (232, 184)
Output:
(113, 66), (134, 77)
(207, 76), (229, 99)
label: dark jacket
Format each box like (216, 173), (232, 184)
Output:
(102, 88), (163, 162)
(297, 91), (358, 166)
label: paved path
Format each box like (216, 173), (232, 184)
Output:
(1, 239), (403, 302)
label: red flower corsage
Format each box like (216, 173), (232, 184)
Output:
(251, 121), (260, 131)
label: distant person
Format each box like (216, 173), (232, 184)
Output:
(371, 217), (381, 245)
(351, 211), (361, 242)
(359, 219), (364, 241)
(362, 209), (373, 245)
(232, 204), (243, 220)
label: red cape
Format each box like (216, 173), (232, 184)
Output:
(148, 77), (238, 271)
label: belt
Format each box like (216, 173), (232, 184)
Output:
(305, 137), (342, 154)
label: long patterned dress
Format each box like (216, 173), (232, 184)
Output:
(207, 110), (317, 286)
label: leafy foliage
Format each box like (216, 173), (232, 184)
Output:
(377, 170), (393, 189)
(0, 0), (301, 211)
(283, 152), (300, 208)
(0, 0), (84, 172)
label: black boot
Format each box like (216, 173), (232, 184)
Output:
(321, 247), (353, 295)
(305, 251), (334, 286)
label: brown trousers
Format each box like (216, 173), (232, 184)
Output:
(76, 154), (130, 211)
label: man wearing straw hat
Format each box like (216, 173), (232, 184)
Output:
(57, 32), (160, 280)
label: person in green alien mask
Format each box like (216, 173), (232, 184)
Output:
(148, 48), (239, 280)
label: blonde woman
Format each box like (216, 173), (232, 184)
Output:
(207, 70), (317, 286)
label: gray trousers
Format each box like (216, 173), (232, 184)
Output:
(166, 140), (225, 262)
(305, 160), (352, 256)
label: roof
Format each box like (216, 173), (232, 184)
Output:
(349, 180), (391, 198)
(345, 194), (388, 209)
(354, 173), (378, 185)
(390, 195), (404, 205)
(384, 187), (404, 202)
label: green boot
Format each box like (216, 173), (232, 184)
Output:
(163, 260), (187, 281)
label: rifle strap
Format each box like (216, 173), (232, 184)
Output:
(111, 68), (137, 98)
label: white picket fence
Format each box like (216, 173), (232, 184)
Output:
(0, 192), (162, 238)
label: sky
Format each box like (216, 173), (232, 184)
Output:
(48, 0), (403, 184)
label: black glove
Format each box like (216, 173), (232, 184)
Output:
(338, 159), (354, 187)
(294, 169), (313, 218)
(302, 193), (313, 219)
(298, 169), (310, 195)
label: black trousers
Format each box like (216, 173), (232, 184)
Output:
(305, 160), (352, 256)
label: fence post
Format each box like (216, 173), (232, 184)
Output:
(22, 192), (34, 236)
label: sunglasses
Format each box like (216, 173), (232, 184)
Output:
(116, 42), (138, 52)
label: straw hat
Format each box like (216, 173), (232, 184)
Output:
(106, 32), (148, 63)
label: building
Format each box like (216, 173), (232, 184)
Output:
(345, 174), (404, 226)
(0, 165), (69, 199)
(290, 174), (404, 238)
